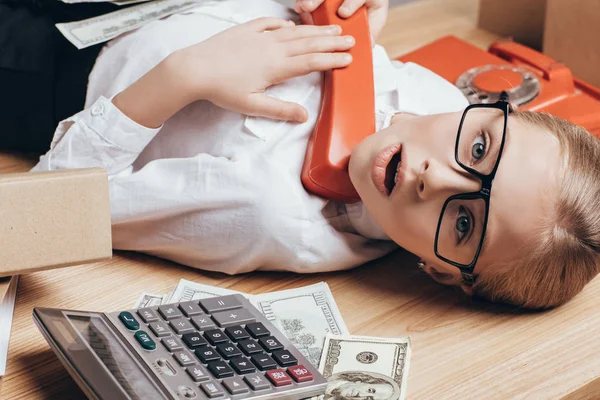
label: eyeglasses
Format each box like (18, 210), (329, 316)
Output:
(433, 92), (511, 285)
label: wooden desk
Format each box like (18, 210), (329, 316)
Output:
(2, 0), (600, 399)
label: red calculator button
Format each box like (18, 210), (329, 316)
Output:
(266, 369), (293, 386)
(287, 365), (314, 383)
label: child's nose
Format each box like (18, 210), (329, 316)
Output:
(417, 158), (481, 200)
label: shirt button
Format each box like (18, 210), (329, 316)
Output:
(91, 103), (104, 116)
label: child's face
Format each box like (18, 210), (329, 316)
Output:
(349, 111), (562, 289)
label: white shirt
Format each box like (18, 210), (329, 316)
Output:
(32, 0), (468, 274)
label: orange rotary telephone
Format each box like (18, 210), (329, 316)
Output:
(301, 3), (600, 203)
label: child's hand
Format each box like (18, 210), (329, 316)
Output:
(172, 17), (355, 123)
(294, 0), (389, 43)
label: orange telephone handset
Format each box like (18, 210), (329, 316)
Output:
(301, 0), (375, 203)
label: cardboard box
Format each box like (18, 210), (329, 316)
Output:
(478, 0), (547, 50)
(0, 168), (112, 276)
(543, 0), (600, 88)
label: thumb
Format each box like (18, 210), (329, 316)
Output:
(247, 94), (308, 123)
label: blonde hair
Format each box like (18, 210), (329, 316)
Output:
(473, 111), (600, 309)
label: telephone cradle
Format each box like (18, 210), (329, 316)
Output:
(301, 3), (600, 203)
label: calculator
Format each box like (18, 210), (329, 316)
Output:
(33, 294), (328, 399)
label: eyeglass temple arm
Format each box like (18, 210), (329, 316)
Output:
(499, 91), (509, 102)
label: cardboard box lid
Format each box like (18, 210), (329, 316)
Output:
(0, 168), (112, 277)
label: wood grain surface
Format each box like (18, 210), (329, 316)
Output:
(1, 1), (599, 399)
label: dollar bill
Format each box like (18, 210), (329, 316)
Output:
(250, 282), (349, 368)
(167, 279), (244, 303)
(317, 334), (412, 400)
(111, 0), (154, 5)
(133, 292), (168, 308)
(56, 0), (202, 49)
(60, 0), (152, 4)
(60, 0), (115, 3)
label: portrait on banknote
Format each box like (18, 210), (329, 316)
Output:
(324, 371), (400, 400)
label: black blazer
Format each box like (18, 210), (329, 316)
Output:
(0, 0), (124, 154)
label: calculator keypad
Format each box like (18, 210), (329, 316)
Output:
(110, 294), (323, 399)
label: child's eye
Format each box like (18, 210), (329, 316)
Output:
(455, 206), (472, 244)
(471, 133), (487, 162)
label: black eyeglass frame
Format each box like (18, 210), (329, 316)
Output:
(433, 93), (511, 285)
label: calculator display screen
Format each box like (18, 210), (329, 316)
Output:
(67, 314), (165, 399)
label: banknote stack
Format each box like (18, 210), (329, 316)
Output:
(135, 279), (412, 400)
(56, 0), (208, 49)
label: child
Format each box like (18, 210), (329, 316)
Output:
(32, 0), (600, 309)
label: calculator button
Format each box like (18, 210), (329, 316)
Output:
(182, 332), (208, 349)
(216, 342), (242, 359)
(251, 354), (277, 371)
(246, 322), (270, 338)
(259, 336), (284, 352)
(190, 314), (216, 330)
(149, 321), (171, 337)
(204, 329), (228, 345)
(272, 349), (298, 367)
(169, 318), (195, 335)
(266, 369), (293, 386)
(173, 350), (196, 366)
(162, 336), (184, 352)
(222, 376), (250, 395)
(287, 365), (314, 383)
(211, 308), (255, 328)
(178, 385), (198, 399)
(179, 301), (204, 317)
(134, 331), (156, 351)
(207, 360), (235, 379)
(187, 364), (210, 382)
(238, 339), (263, 356)
(137, 308), (159, 323)
(118, 312), (139, 331)
(200, 381), (225, 398)
(225, 325), (250, 341)
(229, 357), (256, 374)
(158, 305), (183, 320)
(199, 296), (243, 313)
(244, 372), (271, 391)
(195, 347), (222, 363)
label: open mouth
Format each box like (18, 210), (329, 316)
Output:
(383, 148), (402, 196)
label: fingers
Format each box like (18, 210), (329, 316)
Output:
(294, 0), (325, 13)
(247, 94), (308, 123)
(338, 0), (366, 17)
(273, 24), (341, 41)
(282, 52), (352, 80)
(249, 17), (295, 32)
(285, 34), (355, 57)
